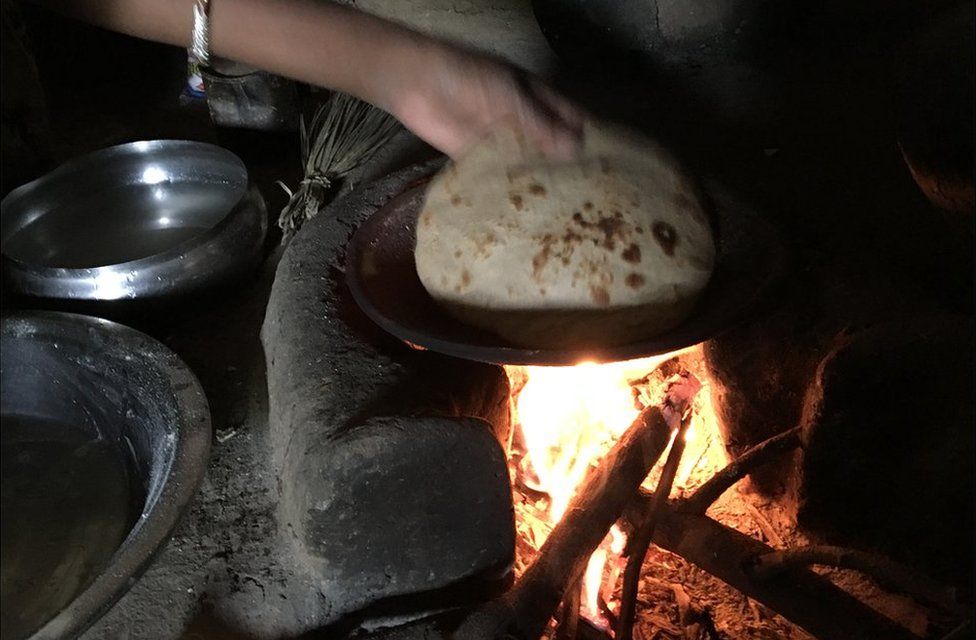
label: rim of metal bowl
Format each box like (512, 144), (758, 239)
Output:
(0, 140), (264, 300)
(1, 311), (213, 640)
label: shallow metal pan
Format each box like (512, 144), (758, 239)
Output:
(1, 140), (267, 301)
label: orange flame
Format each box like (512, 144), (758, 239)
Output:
(508, 355), (671, 624)
(514, 359), (655, 518)
(507, 348), (726, 629)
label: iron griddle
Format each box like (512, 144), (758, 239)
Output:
(346, 178), (786, 366)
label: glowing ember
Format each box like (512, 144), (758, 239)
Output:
(506, 347), (726, 631)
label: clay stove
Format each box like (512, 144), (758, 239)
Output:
(261, 161), (973, 640)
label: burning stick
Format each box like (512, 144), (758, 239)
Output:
(680, 426), (802, 515)
(617, 425), (936, 640)
(745, 545), (970, 617)
(622, 499), (927, 640)
(555, 577), (582, 640)
(454, 374), (702, 640)
(616, 377), (699, 640)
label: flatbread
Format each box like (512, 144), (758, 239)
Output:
(414, 121), (715, 349)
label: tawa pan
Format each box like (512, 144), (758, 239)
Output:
(346, 177), (787, 366)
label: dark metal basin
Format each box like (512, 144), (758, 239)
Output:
(0, 311), (211, 639)
(0, 140), (267, 300)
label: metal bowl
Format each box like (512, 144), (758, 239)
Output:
(0, 311), (212, 639)
(1, 140), (267, 300)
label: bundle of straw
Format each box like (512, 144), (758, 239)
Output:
(278, 92), (401, 240)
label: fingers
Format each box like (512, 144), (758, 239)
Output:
(517, 90), (585, 161)
(526, 76), (587, 133)
(509, 70), (586, 160)
(396, 49), (587, 161)
(531, 117), (583, 161)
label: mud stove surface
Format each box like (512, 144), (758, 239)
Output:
(257, 160), (972, 640)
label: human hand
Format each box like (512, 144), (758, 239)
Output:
(48, 0), (582, 159)
(383, 44), (585, 159)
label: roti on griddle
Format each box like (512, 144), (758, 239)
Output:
(414, 121), (715, 349)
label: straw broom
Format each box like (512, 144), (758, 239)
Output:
(278, 92), (401, 241)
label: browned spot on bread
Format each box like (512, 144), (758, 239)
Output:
(422, 213), (432, 228)
(635, 226), (644, 234)
(510, 194), (524, 211)
(461, 270), (471, 287)
(626, 273), (646, 289)
(594, 215), (625, 250)
(451, 194), (463, 206)
(531, 233), (557, 280)
(589, 285), (610, 307)
(572, 211), (628, 251)
(454, 250), (462, 258)
(559, 230), (582, 265)
(532, 251), (547, 278)
(528, 183), (547, 196)
(652, 221), (678, 256)
(583, 201), (594, 211)
(622, 243), (641, 263)
(474, 232), (498, 257)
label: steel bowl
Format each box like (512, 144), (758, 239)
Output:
(1, 140), (267, 300)
(0, 311), (212, 639)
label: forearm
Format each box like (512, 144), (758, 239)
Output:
(37, 0), (437, 112)
(34, 0), (583, 158)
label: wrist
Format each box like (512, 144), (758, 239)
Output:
(368, 36), (445, 118)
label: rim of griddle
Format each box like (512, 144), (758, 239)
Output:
(346, 175), (787, 366)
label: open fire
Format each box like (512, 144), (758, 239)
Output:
(505, 347), (728, 634)
(494, 345), (961, 640)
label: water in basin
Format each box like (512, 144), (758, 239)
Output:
(2, 181), (240, 269)
(0, 415), (146, 640)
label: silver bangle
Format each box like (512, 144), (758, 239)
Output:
(190, 0), (212, 66)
